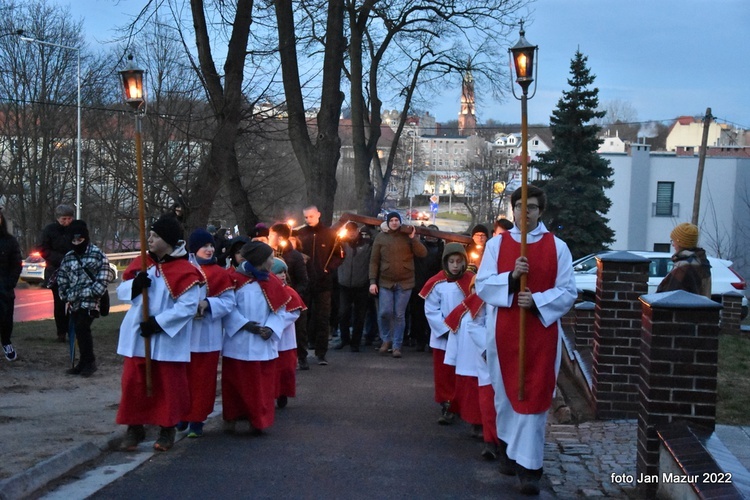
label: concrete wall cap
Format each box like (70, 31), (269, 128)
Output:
(596, 251), (651, 263)
(575, 301), (595, 310)
(640, 290), (723, 310)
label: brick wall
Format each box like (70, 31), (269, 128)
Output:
(720, 292), (742, 333)
(593, 252), (650, 419)
(574, 301), (595, 350)
(636, 290), (722, 491)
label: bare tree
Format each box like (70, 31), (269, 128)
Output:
(345, 0), (529, 216)
(0, 1), (88, 251)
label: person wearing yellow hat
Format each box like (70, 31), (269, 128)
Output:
(656, 222), (711, 297)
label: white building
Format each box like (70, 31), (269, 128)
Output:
(602, 144), (750, 279)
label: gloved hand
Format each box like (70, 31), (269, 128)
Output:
(243, 321), (261, 334)
(131, 271), (152, 300)
(244, 321), (273, 340)
(140, 316), (163, 337)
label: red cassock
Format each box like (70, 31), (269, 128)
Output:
(184, 264), (234, 423)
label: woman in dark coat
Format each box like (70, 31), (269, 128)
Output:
(0, 210), (23, 361)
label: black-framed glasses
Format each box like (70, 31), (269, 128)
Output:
(513, 203), (539, 212)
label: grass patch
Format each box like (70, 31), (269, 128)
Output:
(717, 333), (750, 425)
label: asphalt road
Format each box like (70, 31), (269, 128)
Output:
(13, 282), (123, 322)
(50, 349), (553, 499)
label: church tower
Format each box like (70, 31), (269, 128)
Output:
(458, 60), (477, 136)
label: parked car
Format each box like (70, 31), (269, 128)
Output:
(406, 209), (430, 221)
(20, 252), (46, 284)
(20, 251), (119, 285)
(572, 251), (748, 318)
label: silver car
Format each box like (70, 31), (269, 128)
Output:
(573, 250), (748, 319)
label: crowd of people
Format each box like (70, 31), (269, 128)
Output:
(0, 192), (715, 496)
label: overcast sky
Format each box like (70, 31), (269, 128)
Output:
(50, 0), (750, 129)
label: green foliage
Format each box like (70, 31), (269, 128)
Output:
(532, 51), (614, 259)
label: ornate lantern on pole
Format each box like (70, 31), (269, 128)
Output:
(119, 55), (153, 396)
(508, 21), (538, 401)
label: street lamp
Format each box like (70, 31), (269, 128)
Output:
(19, 33), (82, 219)
(508, 20), (538, 401)
(119, 54), (152, 395)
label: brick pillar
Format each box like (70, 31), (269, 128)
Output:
(637, 290), (722, 492)
(593, 252), (650, 419)
(720, 292), (742, 334)
(574, 301), (595, 350)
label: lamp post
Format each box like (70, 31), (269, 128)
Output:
(508, 20), (538, 401)
(408, 132), (415, 216)
(119, 56), (152, 396)
(20, 34), (82, 219)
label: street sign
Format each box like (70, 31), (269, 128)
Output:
(429, 194), (439, 204)
(430, 201), (438, 213)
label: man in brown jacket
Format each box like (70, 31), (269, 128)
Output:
(369, 212), (427, 358)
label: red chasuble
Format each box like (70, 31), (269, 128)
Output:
(495, 232), (557, 414)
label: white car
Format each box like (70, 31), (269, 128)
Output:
(20, 251), (118, 286)
(573, 250), (748, 319)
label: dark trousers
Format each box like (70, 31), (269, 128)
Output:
(307, 289), (331, 358)
(338, 285), (369, 346)
(71, 308), (96, 366)
(51, 284), (68, 337)
(409, 291), (429, 349)
(0, 293), (14, 345)
(295, 309), (309, 362)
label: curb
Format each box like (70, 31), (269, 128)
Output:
(0, 431), (120, 500)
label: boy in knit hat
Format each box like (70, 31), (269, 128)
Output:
(222, 241), (292, 434)
(466, 224), (489, 272)
(656, 222), (712, 297)
(57, 219), (114, 376)
(420, 243), (474, 424)
(115, 215), (204, 452)
(179, 228), (236, 438)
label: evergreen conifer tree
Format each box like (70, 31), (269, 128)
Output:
(532, 50), (614, 259)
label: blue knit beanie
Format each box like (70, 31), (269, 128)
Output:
(189, 228), (215, 253)
(386, 211), (401, 223)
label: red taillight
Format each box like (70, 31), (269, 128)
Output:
(729, 267), (746, 290)
(30, 251), (41, 258)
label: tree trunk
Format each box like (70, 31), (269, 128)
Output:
(275, 0), (346, 225)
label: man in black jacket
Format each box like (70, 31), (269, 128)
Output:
(38, 204), (74, 342)
(296, 205), (343, 366)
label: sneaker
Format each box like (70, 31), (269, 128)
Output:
(392, 349), (402, 358)
(121, 425), (146, 451)
(518, 466), (542, 495)
(378, 341), (391, 355)
(187, 422), (204, 438)
(223, 420), (237, 435)
(2, 344), (16, 361)
(176, 421), (189, 432)
(498, 441), (518, 476)
(438, 402), (454, 425)
(277, 395), (288, 408)
(79, 363), (97, 378)
(481, 443), (499, 461)
(317, 356), (328, 366)
(298, 358), (310, 371)
(154, 426), (176, 451)
(471, 424), (483, 440)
